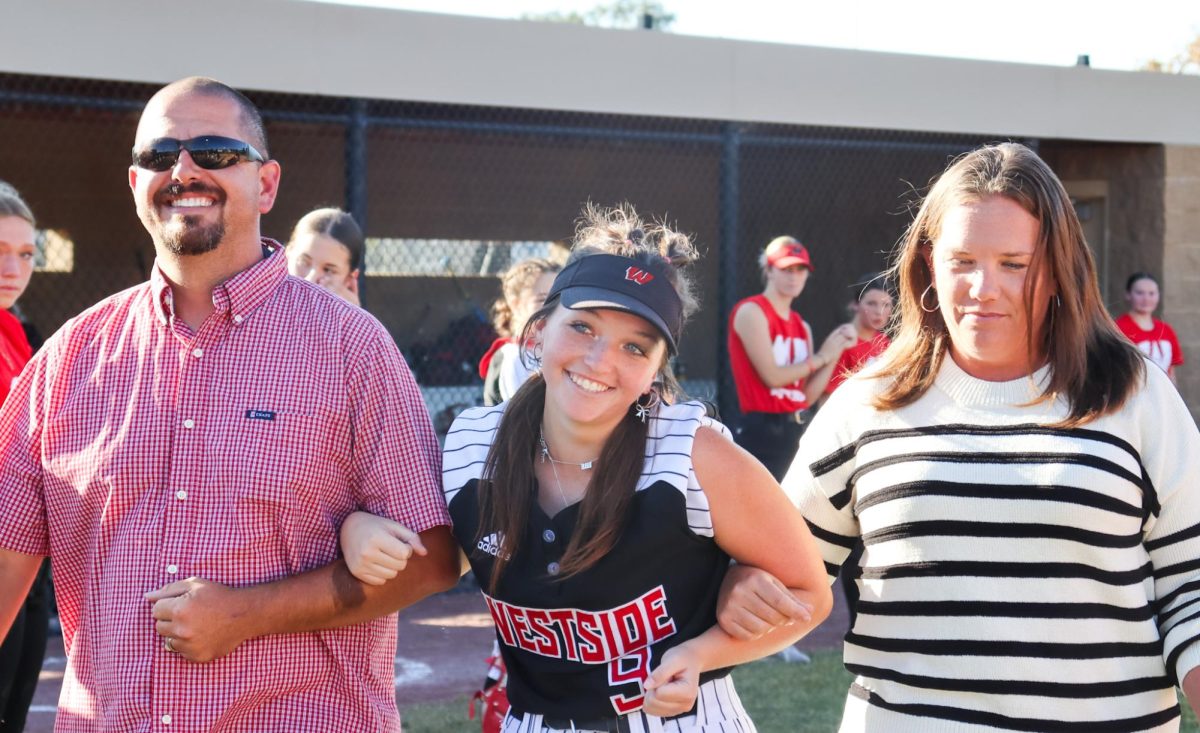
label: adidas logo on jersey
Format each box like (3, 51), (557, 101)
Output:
(477, 532), (507, 558)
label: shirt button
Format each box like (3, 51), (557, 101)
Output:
(166, 564), (178, 574)
(182, 419), (195, 429)
(175, 490), (187, 501)
(542, 529), (556, 543)
(232, 314), (244, 324)
(192, 348), (203, 358)
(547, 562), (561, 576)
(161, 714), (172, 725)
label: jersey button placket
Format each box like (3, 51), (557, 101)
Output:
(537, 516), (564, 591)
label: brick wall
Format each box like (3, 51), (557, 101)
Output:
(1164, 145), (1200, 421)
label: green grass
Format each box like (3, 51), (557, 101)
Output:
(731, 652), (854, 733)
(402, 694), (476, 733)
(400, 651), (1200, 732)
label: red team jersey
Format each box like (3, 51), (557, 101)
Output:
(0, 309), (32, 405)
(728, 294), (810, 412)
(1115, 314), (1183, 374)
(825, 332), (890, 394)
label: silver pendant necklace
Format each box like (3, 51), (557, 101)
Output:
(538, 431), (598, 510)
(538, 432), (598, 471)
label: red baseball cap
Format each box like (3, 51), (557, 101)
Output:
(765, 237), (813, 271)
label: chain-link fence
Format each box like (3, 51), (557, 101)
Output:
(1, 72), (1008, 428)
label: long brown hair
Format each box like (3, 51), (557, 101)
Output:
(872, 142), (1144, 425)
(475, 204), (699, 592)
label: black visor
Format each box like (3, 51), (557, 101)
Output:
(545, 254), (684, 354)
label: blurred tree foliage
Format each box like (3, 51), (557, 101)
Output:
(1142, 34), (1200, 73)
(521, 1), (676, 30)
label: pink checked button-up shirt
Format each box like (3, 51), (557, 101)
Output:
(0, 243), (450, 732)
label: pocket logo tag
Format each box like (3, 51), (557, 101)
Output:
(245, 410), (276, 421)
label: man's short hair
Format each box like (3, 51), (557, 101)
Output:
(149, 77), (269, 158)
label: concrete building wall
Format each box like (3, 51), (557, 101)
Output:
(6, 0), (1200, 146)
(1040, 142), (1166, 315)
(1163, 145), (1200, 420)
(1038, 141), (1200, 420)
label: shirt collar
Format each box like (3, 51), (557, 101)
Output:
(149, 238), (288, 326)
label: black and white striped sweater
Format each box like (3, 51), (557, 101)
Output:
(786, 356), (1200, 733)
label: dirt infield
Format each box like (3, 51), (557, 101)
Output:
(24, 583), (850, 731)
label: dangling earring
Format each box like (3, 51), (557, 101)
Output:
(920, 283), (939, 313)
(528, 338), (544, 371)
(633, 390), (661, 423)
(1049, 294), (1062, 332)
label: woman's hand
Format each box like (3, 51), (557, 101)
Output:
(717, 564), (813, 640)
(317, 273), (360, 307)
(642, 643), (703, 717)
(339, 511), (427, 585)
(815, 323), (857, 365)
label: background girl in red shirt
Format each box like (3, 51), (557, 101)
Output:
(824, 272), (894, 397)
(727, 236), (855, 480)
(0, 179), (44, 733)
(0, 183), (35, 407)
(1115, 271), (1183, 383)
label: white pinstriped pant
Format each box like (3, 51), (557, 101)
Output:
(501, 676), (757, 733)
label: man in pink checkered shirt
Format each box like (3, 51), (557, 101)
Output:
(0, 77), (460, 732)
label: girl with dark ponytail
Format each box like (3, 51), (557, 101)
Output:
(341, 204), (831, 732)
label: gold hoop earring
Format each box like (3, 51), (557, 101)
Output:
(920, 283), (939, 314)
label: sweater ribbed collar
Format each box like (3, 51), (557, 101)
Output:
(933, 352), (1053, 408)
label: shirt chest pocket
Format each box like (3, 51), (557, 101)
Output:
(199, 408), (346, 583)
(219, 409), (322, 548)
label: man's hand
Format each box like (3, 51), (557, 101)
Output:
(147, 578), (252, 663)
(139, 527), (458, 656)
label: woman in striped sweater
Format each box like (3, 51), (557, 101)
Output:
(720, 143), (1200, 732)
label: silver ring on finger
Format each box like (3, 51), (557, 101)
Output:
(163, 637), (178, 654)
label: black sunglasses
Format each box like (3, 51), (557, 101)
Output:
(131, 136), (266, 172)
